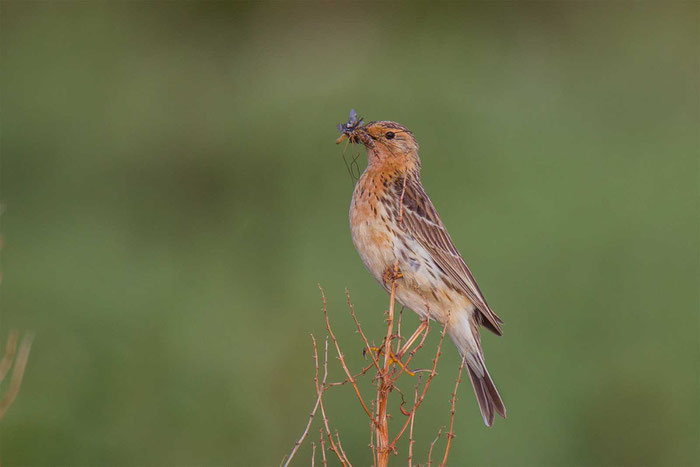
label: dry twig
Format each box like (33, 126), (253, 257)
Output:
(0, 331), (34, 420)
(320, 285), (376, 426)
(345, 290), (381, 373)
(0, 331), (19, 383)
(283, 335), (330, 467)
(315, 338), (346, 466)
(440, 358), (465, 467)
(407, 378), (420, 467)
(335, 430), (351, 466)
(283, 279), (463, 466)
(390, 320), (431, 383)
(389, 320), (448, 450)
(319, 430), (328, 467)
(428, 427), (444, 466)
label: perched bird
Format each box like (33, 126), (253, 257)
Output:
(337, 111), (506, 426)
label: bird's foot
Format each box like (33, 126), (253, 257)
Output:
(363, 346), (415, 376)
(383, 266), (403, 285)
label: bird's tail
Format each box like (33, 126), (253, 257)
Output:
(448, 312), (506, 427)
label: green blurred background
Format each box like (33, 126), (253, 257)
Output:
(1, 1), (698, 465)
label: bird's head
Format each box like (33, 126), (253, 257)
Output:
(336, 110), (420, 170)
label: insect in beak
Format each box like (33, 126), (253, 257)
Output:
(336, 109), (365, 145)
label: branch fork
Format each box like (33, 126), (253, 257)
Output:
(283, 278), (463, 466)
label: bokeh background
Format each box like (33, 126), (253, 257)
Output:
(1, 2), (698, 465)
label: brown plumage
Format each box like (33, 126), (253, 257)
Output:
(339, 113), (506, 426)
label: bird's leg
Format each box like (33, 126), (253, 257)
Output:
(396, 319), (429, 358)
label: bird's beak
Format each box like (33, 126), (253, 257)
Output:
(336, 126), (373, 148)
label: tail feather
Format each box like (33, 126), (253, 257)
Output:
(449, 312), (506, 426)
(466, 361), (506, 427)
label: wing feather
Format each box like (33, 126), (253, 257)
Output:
(395, 174), (503, 335)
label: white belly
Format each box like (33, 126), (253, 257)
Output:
(350, 197), (468, 324)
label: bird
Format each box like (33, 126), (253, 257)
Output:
(337, 110), (506, 426)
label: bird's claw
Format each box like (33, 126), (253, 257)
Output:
(383, 267), (403, 285)
(363, 346), (415, 377)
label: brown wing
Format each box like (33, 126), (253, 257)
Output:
(394, 173), (503, 335)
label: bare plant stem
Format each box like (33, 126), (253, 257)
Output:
(440, 358), (465, 467)
(375, 272), (398, 466)
(319, 430), (327, 467)
(390, 321), (448, 449)
(326, 362), (375, 388)
(0, 331), (34, 420)
(283, 335), (330, 467)
(0, 331), (19, 383)
(345, 290), (381, 373)
(283, 277), (463, 466)
(391, 321), (430, 383)
(315, 338), (347, 466)
(407, 380), (419, 467)
(428, 427), (444, 466)
(335, 430), (351, 466)
(397, 307), (404, 348)
(320, 285), (376, 426)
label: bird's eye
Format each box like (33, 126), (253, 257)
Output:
(385, 132), (395, 139)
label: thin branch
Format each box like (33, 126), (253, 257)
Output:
(407, 378), (420, 467)
(427, 427), (444, 466)
(335, 430), (351, 466)
(345, 290), (381, 372)
(390, 320), (449, 449)
(319, 285), (377, 426)
(285, 280), (459, 465)
(382, 275), (398, 372)
(319, 430), (328, 467)
(397, 306), (404, 346)
(318, 389), (343, 464)
(370, 404), (377, 467)
(440, 358), (465, 467)
(315, 338), (347, 466)
(282, 334), (329, 467)
(0, 331), (34, 420)
(0, 331), (19, 384)
(375, 272), (398, 465)
(390, 320), (431, 383)
(326, 362), (375, 387)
